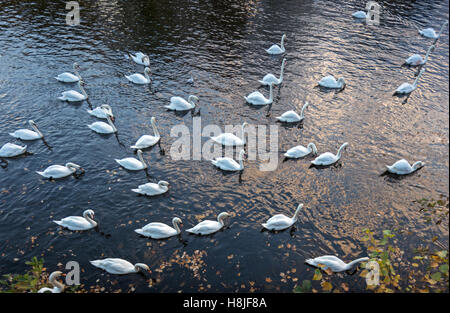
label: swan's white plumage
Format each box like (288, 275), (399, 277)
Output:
(87, 105), (114, 120)
(130, 52), (150, 66)
(0, 143), (27, 157)
(259, 58), (286, 86)
(36, 163), (81, 179)
(266, 34), (286, 55)
(125, 67), (151, 84)
(305, 256), (370, 272)
(245, 83), (273, 105)
(135, 217), (182, 239)
(53, 209), (97, 231)
(116, 150), (147, 171)
(9, 120), (43, 141)
(211, 150), (245, 171)
(312, 143), (348, 166)
(211, 122), (248, 146)
(186, 212), (230, 235)
(318, 75), (346, 89)
(386, 159), (425, 175)
(131, 117), (160, 149)
(132, 181), (169, 196)
(165, 95), (198, 111)
(90, 258), (150, 275)
(352, 11), (367, 19)
(284, 143), (318, 159)
(262, 204), (303, 231)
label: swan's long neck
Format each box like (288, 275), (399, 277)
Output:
(292, 204), (303, 221)
(73, 65), (81, 80)
(423, 47), (433, 63)
(308, 143), (318, 154)
(412, 162), (422, 171)
(107, 115), (117, 132)
(151, 119), (160, 138)
(413, 70), (424, 87)
(84, 213), (96, 226)
(280, 36), (285, 50)
(345, 258), (369, 270)
(30, 123), (44, 138)
(50, 276), (65, 292)
(144, 69), (151, 82)
(279, 59), (286, 80)
(300, 102), (308, 118)
(437, 21), (448, 38)
(137, 151), (147, 167)
(336, 144), (347, 159)
(173, 220), (181, 234)
(78, 82), (88, 98)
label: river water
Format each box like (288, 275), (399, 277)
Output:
(0, 0), (448, 292)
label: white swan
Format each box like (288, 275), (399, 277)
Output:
(417, 20), (448, 39)
(285, 143), (318, 159)
(0, 143), (27, 157)
(55, 63), (81, 83)
(88, 114), (117, 134)
(259, 58), (286, 86)
(211, 149), (245, 171)
(276, 102), (309, 123)
(211, 122), (248, 146)
(245, 83), (273, 105)
(266, 34), (286, 55)
(262, 204), (303, 231)
(165, 95), (199, 111)
(87, 104), (114, 120)
(186, 212), (230, 235)
(131, 117), (161, 149)
(405, 45), (435, 66)
(386, 159), (425, 175)
(395, 68), (425, 94)
(306, 256), (370, 272)
(125, 67), (151, 84)
(54, 209), (97, 231)
(58, 80), (88, 102)
(130, 52), (150, 66)
(115, 149), (147, 171)
(37, 271), (65, 293)
(132, 181), (169, 196)
(36, 163), (82, 179)
(9, 120), (44, 140)
(352, 11), (367, 19)
(90, 258), (150, 275)
(318, 75), (346, 90)
(312, 142), (348, 166)
(135, 217), (182, 239)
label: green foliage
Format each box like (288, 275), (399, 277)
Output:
(0, 257), (46, 293)
(293, 279), (311, 293)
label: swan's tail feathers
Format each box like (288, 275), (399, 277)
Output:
(9, 133), (17, 138)
(58, 96), (66, 101)
(125, 75), (132, 82)
(185, 228), (195, 233)
(164, 105), (172, 110)
(275, 117), (283, 121)
(258, 80), (266, 85)
(261, 223), (269, 229)
(89, 260), (102, 268)
(305, 259), (315, 266)
(53, 220), (63, 226)
(36, 171), (45, 177)
(134, 229), (146, 236)
(131, 188), (142, 194)
(130, 145), (139, 149)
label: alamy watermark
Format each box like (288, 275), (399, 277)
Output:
(66, 1), (80, 26)
(169, 118), (279, 172)
(366, 1), (381, 25)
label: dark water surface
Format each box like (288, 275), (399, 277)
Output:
(0, 0), (448, 292)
